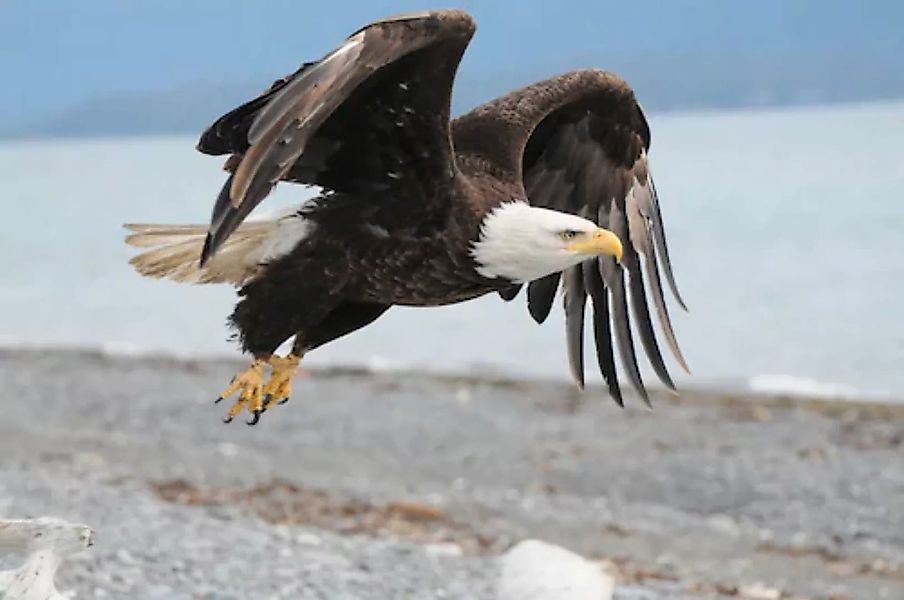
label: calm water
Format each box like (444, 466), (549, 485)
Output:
(1, 102), (902, 400)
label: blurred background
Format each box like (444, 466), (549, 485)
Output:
(1, 0), (902, 400)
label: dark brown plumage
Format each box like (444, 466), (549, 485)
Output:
(129, 9), (688, 411)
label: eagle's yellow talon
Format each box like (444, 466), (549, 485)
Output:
(261, 354), (301, 412)
(216, 355), (301, 423)
(219, 359), (266, 424)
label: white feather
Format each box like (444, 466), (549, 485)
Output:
(471, 202), (600, 283)
(125, 212), (313, 285)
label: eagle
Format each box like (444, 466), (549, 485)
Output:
(126, 9), (688, 425)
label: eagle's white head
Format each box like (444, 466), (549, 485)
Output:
(471, 202), (623, 283)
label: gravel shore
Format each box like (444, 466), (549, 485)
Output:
(1, 349), (902, 599)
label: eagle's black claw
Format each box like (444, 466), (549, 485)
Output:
(223, 416), (233, 424)
(247, 410), (262, 426)
(278, 397), (290, 405)
(214, 397), (223, 404)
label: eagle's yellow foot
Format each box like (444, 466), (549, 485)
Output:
(215, 358), (266, 425)
(261, 354), (302, 413)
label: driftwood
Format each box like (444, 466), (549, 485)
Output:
(0, 518), (94, 600)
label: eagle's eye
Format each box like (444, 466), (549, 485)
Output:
(560, 230), (579, 241)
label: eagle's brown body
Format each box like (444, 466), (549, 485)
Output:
(128, 9), (688, 408)
(230, 176), (500, 355)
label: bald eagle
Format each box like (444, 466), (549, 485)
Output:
(126, 10), (688, 425)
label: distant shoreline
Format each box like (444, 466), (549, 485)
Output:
(4, 345), (902, 411)
(3, 97), (903, 143)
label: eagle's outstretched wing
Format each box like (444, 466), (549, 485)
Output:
(196, 10), (476, 263)
(454, 70), (688, 406)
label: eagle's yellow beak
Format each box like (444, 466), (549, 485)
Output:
(566, 228), (623, 263)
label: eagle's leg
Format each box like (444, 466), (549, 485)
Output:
(215, 357), (267, 424)
(261, 352), (303, 412)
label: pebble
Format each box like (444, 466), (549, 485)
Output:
(294, 532), (323, 546)
(706, 514), (740, 536)
(424, 542), (463, 558)
(738, 583), (782, 599)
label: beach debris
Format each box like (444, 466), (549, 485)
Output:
(496, 539), (614, 600)
(0, 517), (94, 600)
(150, 478), (496, 553)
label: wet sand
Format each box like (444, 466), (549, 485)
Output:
(1, 348), (902, 599)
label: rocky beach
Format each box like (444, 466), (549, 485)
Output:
(0, 348), (901, 599)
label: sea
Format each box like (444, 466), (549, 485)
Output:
(1, 102), (902, 402)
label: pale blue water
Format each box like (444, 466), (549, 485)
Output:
(1, 102), (902, 400)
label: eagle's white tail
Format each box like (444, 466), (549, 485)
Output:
(125, 213), (310, 285)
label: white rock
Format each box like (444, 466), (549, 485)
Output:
(496, 539), (614, 600)
(0, 517), (94, 600)
(454, 387), (472, 406)
(738, 582), (782, 599)
(294, 532), (322, 546)
(706, 514), (740, 536)
(216, 443), (240, 458)
(424, 542), (463, 558)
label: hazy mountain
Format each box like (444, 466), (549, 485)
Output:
(2, 0), (902, 138)
(0, 82), (258, 139)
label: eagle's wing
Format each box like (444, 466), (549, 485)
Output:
(196, 62), (317, 156)
(196, 10), (475, 263)
(454, 70), (687, 406)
